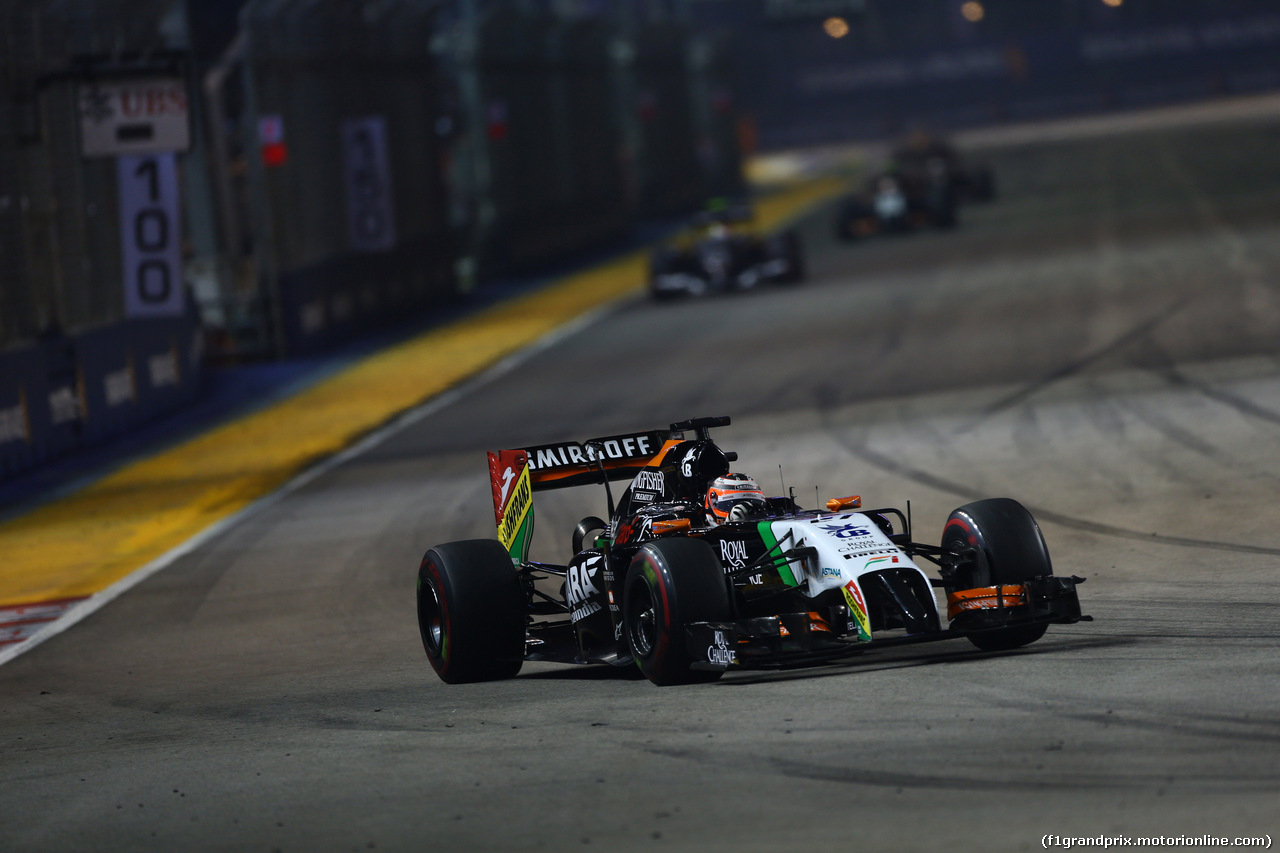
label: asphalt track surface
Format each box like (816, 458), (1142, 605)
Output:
(4, 114), (1280, 852)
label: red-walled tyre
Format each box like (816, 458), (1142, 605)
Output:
(624, 539), (731, 686)
(942, 498), (1051, 652)
(417, 540), (525, 683)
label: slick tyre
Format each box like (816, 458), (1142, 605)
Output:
(942, 498), (1051, 652)
(928, 187), (958, 229)
(417, 540), (525, 683)
(624, 539), (732, 686)
(970, 167), (996, 202)
(767, 230), (805, 283)
(648, 249), (685, 301)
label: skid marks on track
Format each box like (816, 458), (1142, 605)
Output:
(962, 298), (1190, 431)
(814, 397), (1280, 558)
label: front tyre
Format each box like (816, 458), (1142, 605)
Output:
(926, 185), (958, 228)
(624, 539), (732, 686)
(968, 166), (996, 202)
(942, 498), (1051, 652)
(417, 539), (526, 683)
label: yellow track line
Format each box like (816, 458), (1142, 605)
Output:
(0, 177), (847, 608)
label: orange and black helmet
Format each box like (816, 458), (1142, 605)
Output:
(705, 473), (766, 523)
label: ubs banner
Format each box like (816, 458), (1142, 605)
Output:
(342, 116), (398, 253)
(77, 77), (190, 158)
(117, 153), (185, 317)
(77, 76), (190, 317)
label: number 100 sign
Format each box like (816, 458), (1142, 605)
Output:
(118, 153), (184, 317)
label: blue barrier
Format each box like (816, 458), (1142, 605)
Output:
(274, 234), (455, 358)
(0, 309), (204, 483)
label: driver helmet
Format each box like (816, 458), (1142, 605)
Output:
(705, 473), (767, 524)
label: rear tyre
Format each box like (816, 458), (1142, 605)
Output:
(942, 498), (1051, 652)
(572, 516), (609, 556)
(835, 215), (854, 241)
(648, 249), (685, 301)
(927, 185), (958, 228)
(624, 539), (731, 685)
(768, 230), (805, 283)
(417, 539), (526, 683)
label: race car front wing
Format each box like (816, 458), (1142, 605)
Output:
(686, 574), (1090, 672)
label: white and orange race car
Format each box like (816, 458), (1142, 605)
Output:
(415, 417), (1088, 686)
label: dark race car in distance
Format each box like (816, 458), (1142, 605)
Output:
(649, 205), (804, 298)
(415, 417), (1089, 686)
(892, 129), (996, 205)
(836, 165), (958, 239)
(836, 131), (996, 241)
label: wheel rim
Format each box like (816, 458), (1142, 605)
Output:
(420, 575), (445, 656)
(627, 580), (657, 658)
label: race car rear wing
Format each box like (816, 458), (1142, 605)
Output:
(524, 430), (674, 490)
(486, 419), (732, 564)
(487, 428), (680, 563)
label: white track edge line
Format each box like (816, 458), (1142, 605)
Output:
(0, 296), (632, 668)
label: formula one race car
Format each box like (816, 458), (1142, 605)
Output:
(649, 206), (804, 298)
(415, 417), (1088, 686)
(836, 166), (958, 240)
(891, 130), (996, 204)
(836, 132), (995, 241)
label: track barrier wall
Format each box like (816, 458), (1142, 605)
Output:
(1, 1), (748, 482)
(0, 310), (204, 482)
(693, 2), (1280, 149)
(238, 0), (456, 357)
(0, 1), (207, 481)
